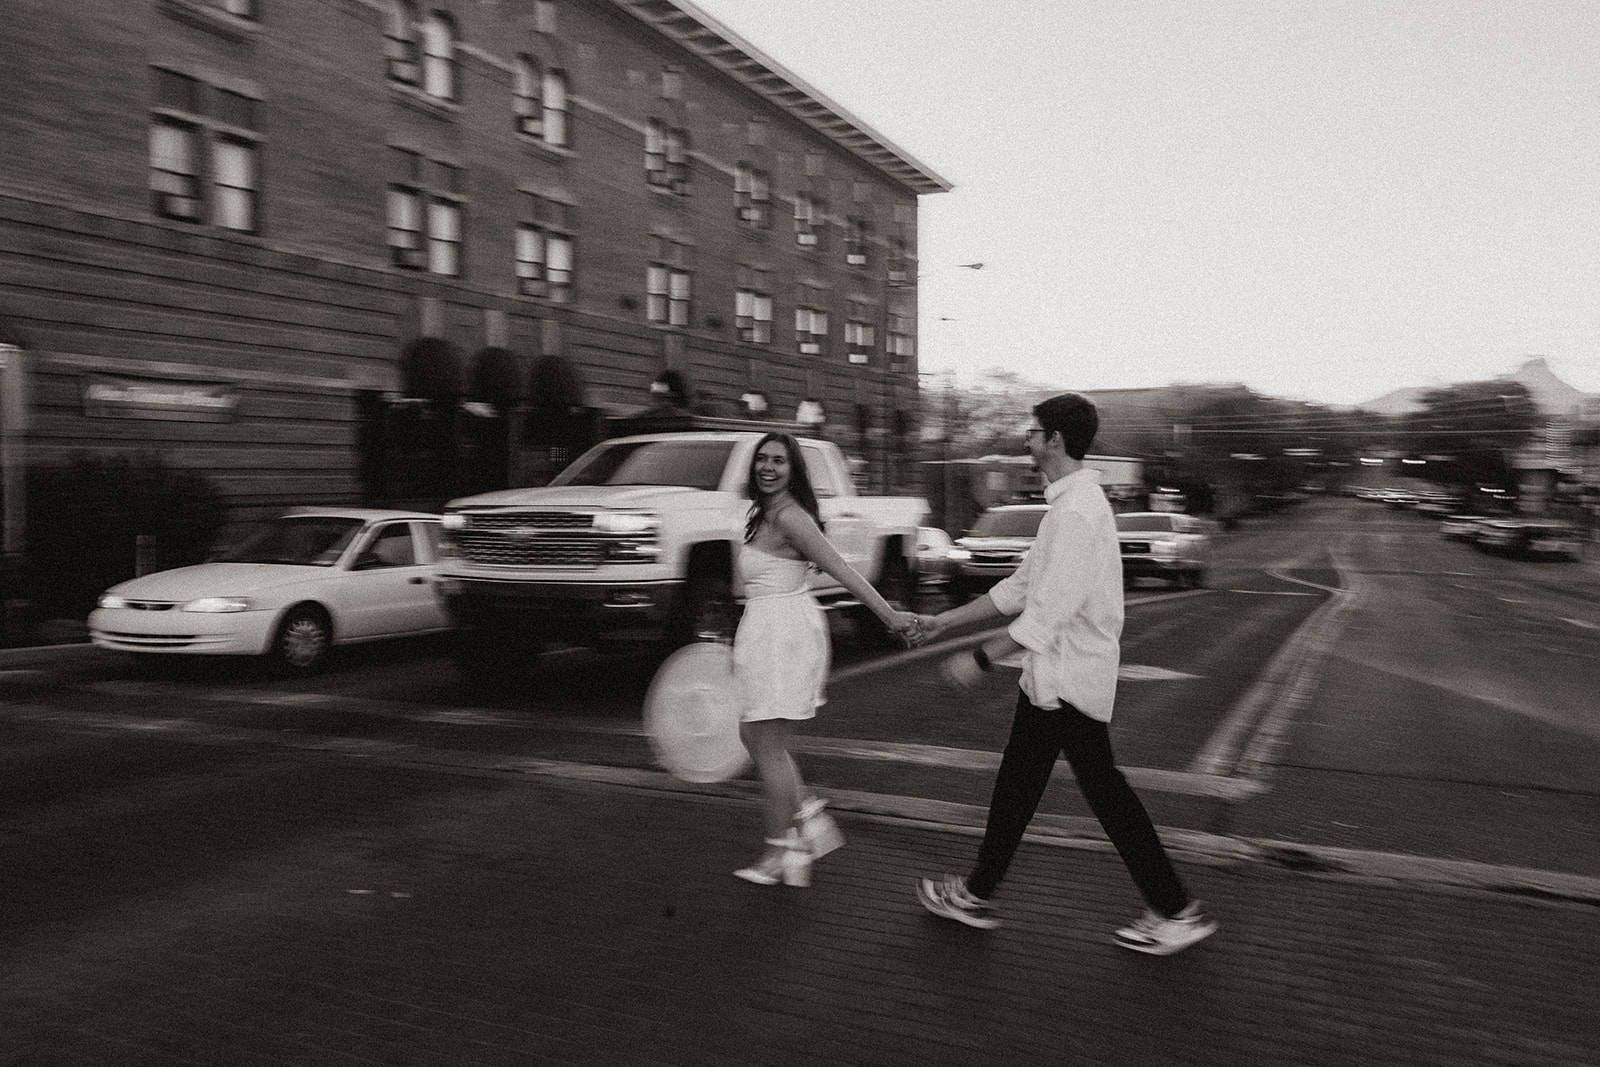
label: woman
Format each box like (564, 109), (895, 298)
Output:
(732, 432), (919, 886)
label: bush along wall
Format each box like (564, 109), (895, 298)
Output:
(24, 453), (228, 620)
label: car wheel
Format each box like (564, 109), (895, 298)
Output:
(1186, 568), (1206, 589)
(271, 605), (332, 675)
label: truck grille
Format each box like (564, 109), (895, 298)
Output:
(1120, 541), (1152, 555)
(457, 512), (606, 568)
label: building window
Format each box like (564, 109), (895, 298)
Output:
(149, 68), (261, 233)
(533, 0), (556, 34)
(846, 301), (875, 364)
(735, 163), (769, 228)
(427, 199), (461, 276)
(420, 12), (456, 101)
(794, 193), (825, 249)
(661, 65), (682, 100)
(887, 235), (910, 284)
(736, 266), (772, 343)
(389, 149), (463, 275)
(647, 266), (692, 326)
(150, 121), (201, 221)
(517, 194), (575, 302)
(387, 187), (424, 269)
(886, 307), (913, 368)
(386, 1), (420, 85)
(212, 137), (258, 232)
(646, 120), (690, 193)
(220, 0), (258, 17)
(845, 216), (870, 267)
(795, 286), (829, 357)
(543, 69), (569, 146)
(515, 55), (542, 135)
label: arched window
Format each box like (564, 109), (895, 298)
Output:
(542, 69), (569, 146)
(385, 1), (420, 85)
(421, 12), (456, 101)
(515, 55), (541, 136)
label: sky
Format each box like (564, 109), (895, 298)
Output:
(688, 0), (1600, 407)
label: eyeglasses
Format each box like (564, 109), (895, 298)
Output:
(1024, 427), (1047, 442)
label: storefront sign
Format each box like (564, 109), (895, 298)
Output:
(83, 374), (239, 422)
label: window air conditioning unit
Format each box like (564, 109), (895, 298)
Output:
(846, 253), (867, 266)
(159, 193), (201, 220)
(887, 269), (908, 283)
(848, 352), (869, 365)
(796, 232), (817, 247)
(800, 342), (820, 355)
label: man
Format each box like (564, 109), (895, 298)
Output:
(912, 392), (1217, 955)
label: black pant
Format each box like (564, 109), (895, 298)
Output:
(967, 690), (1190, 917)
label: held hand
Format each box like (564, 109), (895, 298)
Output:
(914, 613), (945, 644)
(940, 648), (987, 690)
(885, 610), (920, 647)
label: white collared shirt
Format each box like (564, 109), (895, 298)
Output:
(988, 468), (1124, 720)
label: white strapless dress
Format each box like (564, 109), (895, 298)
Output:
(733, 544), (829, 722)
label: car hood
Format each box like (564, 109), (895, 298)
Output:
(104, 562), (334, 600)
(450, 485), (707, 510)
(957, 537), (1035, 551)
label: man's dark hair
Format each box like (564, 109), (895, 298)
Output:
(1034, 392), (1098, 460)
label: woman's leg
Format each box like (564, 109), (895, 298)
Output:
(741, 718), (802, 839)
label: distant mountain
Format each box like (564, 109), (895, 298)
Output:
(1355, 385), (1428, 416)
(1355, 358), (1591, 416)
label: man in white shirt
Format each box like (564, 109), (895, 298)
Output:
(912, 392), (1217, 955)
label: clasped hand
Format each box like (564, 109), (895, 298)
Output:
(886, 612), (944, 649)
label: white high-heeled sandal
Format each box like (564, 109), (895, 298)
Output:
(798, 797), (844, 860)
(734, 829), (811, 886)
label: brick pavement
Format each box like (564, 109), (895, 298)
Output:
(3, 750), (1596, 1067)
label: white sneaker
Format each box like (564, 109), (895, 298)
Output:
(916, 874), (1001, 930)
(1114, 901), (1218, 955)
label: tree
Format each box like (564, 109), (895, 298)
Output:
(1400, 381), (1539, 492)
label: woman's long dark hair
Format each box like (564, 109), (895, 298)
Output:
(744, 432), (822, 543)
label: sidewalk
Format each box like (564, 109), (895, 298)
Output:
(3, 758), (1595, 1067)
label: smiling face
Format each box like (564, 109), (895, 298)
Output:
(752, 439), (793, 498)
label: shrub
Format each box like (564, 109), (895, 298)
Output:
(24, 453), (228, 618)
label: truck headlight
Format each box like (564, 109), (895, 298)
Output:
(596, 511), (661, 562)
(594, 511), (659, 536)
(442, 513), (467, 531)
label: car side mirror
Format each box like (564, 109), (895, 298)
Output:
(352, 551), (384, 570)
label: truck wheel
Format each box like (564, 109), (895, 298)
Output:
(857, 553), (912, 649)
(452, 625), (543, 697)
(671, 562), (738, 647)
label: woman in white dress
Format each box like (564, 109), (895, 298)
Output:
(733, 432), (920, 886)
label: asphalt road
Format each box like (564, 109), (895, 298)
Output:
(2, 496), (1596, 883)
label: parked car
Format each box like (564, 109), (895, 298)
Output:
(89, 508), (451, 673)
(914, 526), (960, 593)
(1474, 518), (1584, 560)
(1439, 514), (1483, 542)
(948, 504), (1049, 600)
(1115, 511), (1213, 588)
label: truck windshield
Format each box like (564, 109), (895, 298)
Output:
(550, 440), (737, 490)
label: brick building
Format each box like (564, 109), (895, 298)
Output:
(0, 0), (948, 544)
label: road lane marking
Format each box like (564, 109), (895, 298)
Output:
(1559, 617), (1598, 630)
(9, 698), (1597, 904)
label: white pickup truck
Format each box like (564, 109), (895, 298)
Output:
(435, 426), (929, 678)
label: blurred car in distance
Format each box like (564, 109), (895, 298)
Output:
(1438, 514), (1484, 542)
(89, 508), (450, 673)
(1474, 518), (1584, 560)
(1115, 511), (1213, 588)
(949, 503), (1049, 600)
(914, 526), (959, 593)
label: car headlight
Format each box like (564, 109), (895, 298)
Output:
(97, 594), (128, 610)
(184, 597), (253, 613)
(442, 512), (467, 531)
(1152, 540), (1178, 557)
(945, 547), (971, 562)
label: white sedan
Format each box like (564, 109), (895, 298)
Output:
(89, 508), (451, 673)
